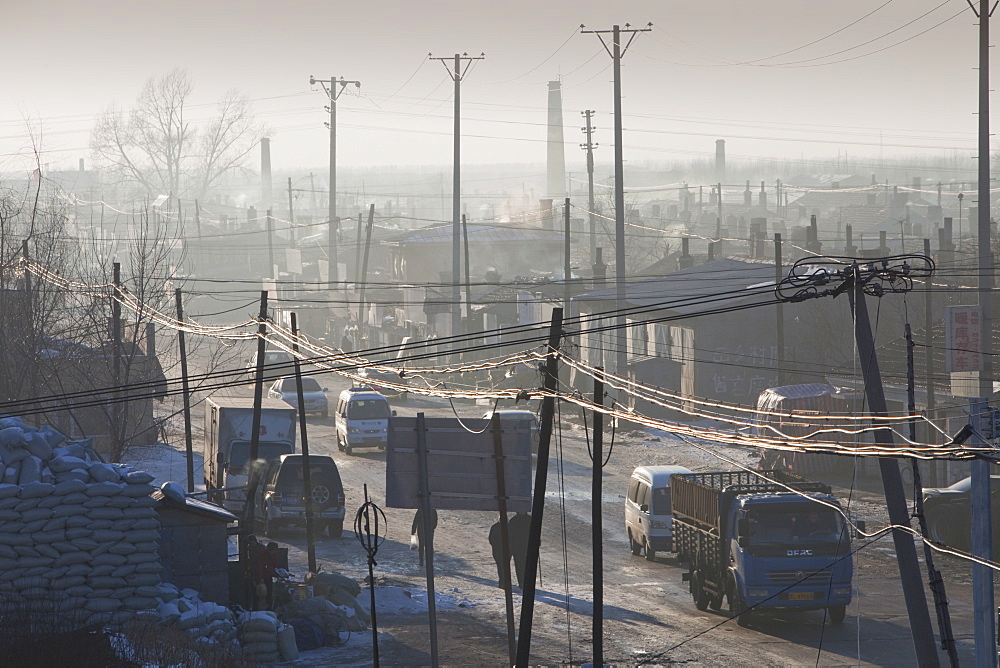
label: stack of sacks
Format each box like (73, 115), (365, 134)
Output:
(238, 611), (283, 664)
(0, 416), (159, 629)
(148, 584), (238, 647)
(304, 571), (371, 632)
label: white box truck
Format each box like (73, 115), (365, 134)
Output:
(204, 397), (297, 514)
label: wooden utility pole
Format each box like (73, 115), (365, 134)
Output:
(591, 368), (605, 668)
(175, 289), (194, 493)
(112, 262), (123, 456)
(462, 214), (472, 321)
(415, 412), (439, 666)
(429, 52), (484, 344)
(310, 75), (361, 287)
(266, 209), (275, 279)
(774, 234), (784, 386)
(355, 212), (363, 284)
(849, 274), (939, 666)
(242, 291), (269, 530)
(515, 308), (563, 667)
(490, 415), (516, 665)
(923, 237), (935, 451)
(287, 177), (295, 243)
(581, 23), (651, 386)
(564, 198), (572, 316)
(357, 204), (375, 345)
(581, 110), (597, 266)
(290, 313), (317, 574)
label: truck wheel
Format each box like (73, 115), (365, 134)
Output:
(828, 605), (846, 625)
(709, 592), (725, 611)
(328, 519), (344, 538)
(728, 577), (752, 627)
(345, 442), (353, 456)
(691, 571), (710, 611)
(629, 533), (642, 556)
(644, 540), (656, 561)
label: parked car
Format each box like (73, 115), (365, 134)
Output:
(268, 375), (329, 417)
(255, 454), (346, 538)
(245, 350), (296, 383)
(922, 475), (1000, 551)
(481, 409), (540, 452)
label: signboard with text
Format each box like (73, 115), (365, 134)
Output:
(945, 305), (982, 373)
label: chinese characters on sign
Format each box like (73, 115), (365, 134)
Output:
(945, 305), (982, 373)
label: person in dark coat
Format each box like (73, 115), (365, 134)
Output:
(508, 512), (531, 588)
(411, 507), (438, 568)
(488, 516), (511, 589)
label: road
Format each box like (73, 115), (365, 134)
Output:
(193, 368), (984, 666)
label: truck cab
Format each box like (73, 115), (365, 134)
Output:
(728, 494), (853, 623)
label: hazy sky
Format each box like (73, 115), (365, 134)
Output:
(0, 0), (986, 177)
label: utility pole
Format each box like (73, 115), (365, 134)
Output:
(848, 272), (940, 667)
(969, 3), (997, 662)
(462, 214), (472, 321)
(287, 177), (295, 243)
(774, 234), (784, 386)
(924, 237), (935, 452)
(564, 198), (572, 316)
(429, 52), (484, 345)
(515, 308), (563, 667)
(581, 110), (598, 266)
(358, 204), (375, 347)
(290, 313), (317, 574)
(581, 23), (651, 387)
(175, 289), (194, 493)
(242, 291), (269, 531)
(591, 368), (605, 668)
(310, 75), (361, 288)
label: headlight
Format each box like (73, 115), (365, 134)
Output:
(833, 587), (852, 596)
(747, 589), (769, 597)
(348, 427), (360, 434)
(650, 520), (667, 529)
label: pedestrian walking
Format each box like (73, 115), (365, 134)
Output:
(488, 516), (511, 589)
(411, 507), (438, 568)
(508, 512), (531, 588)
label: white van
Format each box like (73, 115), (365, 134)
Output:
(335, 387), (395, 455)
(625, 465), (691, 561)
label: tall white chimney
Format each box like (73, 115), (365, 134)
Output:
(546, 81), (566, 200)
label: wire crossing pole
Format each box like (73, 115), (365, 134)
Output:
(175, 289), (195, 493)
(581, 23), (651, 392)
(430, 52), (484, 349)
(581, 110), (597, 266)
(515, 308), (563, 668)
(310, 75), (361, 289)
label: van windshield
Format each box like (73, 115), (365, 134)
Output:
(229, 442), (293, 472)
(347, 399), (390, 420)
(651, 487), (672, 515)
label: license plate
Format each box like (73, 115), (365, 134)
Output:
(789, 592), (814, 601)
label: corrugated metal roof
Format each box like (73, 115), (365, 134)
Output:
(575, 258), (776, 316)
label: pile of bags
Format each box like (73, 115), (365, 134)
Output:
(147, 584), (238, 647)
(0, 416), (160, 628)
(278, 571), (371, 640)
(238, 610), (298, 663)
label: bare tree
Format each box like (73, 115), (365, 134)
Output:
(90, 68), (267, 201)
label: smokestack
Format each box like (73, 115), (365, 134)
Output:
(592, 247), (607, 288)
(744, 180), (752, 206)
(261, 138), (273, 209)
(758, 181), (767, 209)
(546, 81), (566, 200)
(715, 139), (726, 182)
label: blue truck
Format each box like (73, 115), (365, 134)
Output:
(670, 470), (853, 626)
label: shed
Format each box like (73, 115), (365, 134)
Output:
(152, 490), (237, 604)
